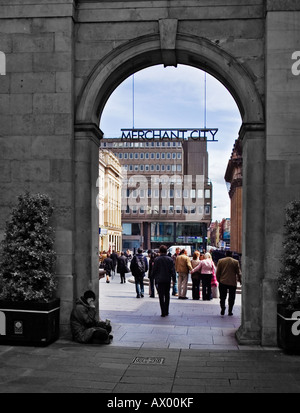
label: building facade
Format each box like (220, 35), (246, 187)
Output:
(98, 149), (123, 253)
(225, 139), (243, 254)
(101, 137), (212, 252)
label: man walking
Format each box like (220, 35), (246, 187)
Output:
(110, 250), (118, 276)
(130, 248), (148, 298)
(175, 249), (192, 299)
(171, 247), (181, 296)
(216, 250), (242, 316)
(152, 245), (176, 317)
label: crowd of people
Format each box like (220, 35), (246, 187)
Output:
(99, 245), (242, 318)
(70, 245), (242, 345)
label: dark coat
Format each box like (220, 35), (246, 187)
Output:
(70, 297), (106, 343)
(130, 253), (149, 277)
(152, 253), (176, 284)
(110, 252), (118, 266)
(103, 257), (114, 274)
(117, 255), (128, 274)
(148, 253), (158, 280)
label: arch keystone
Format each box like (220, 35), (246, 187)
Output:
(159, 19), (178, 67)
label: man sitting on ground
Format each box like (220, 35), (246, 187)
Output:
(70, 290), (113, 344)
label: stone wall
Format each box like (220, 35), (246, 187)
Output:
(0, 1), (76, 332)
(264, 5), (300, 345)
(1, 0), (299, 344)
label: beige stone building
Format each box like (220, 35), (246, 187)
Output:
(98, 150), (122, 253)
(102, 137), (212, 252)
(225, 139), (243, 255)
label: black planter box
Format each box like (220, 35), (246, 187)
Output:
(277, 304), (300, 353)
(0, 298), (60, 346)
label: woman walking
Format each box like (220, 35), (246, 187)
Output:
(117, 251), (129, 283)
(148, 250), (158, 297)
(191, 252), (216, 301)
(191, 251), (201, 300)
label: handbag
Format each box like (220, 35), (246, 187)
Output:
(211, 285), (219, 298)
(125, 266), (131, 273)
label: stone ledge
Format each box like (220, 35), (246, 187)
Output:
(0, 2), (75, 19)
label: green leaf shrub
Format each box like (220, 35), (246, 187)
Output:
(0, 192), (57, 302)
(278, 200), (300, 310)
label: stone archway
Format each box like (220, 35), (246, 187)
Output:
(76, 33), (264, 125)
(1, 0), (300, 348)
(75, 32), (266, 346)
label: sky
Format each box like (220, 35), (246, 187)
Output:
(100, 64), (242, 221)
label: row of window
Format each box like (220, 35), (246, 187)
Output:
(123, 189), (211, 199)
(123, 205), (211, 215)
(122, 222), (205, 237)
(125, 176), (208, 185)
(114, 152), (182, 160)
(103, 141), (182, 148)
(123, 164), (182, 172)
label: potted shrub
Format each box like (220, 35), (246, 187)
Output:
(0, 192), (60, 346)
(277, 200), (300, 353)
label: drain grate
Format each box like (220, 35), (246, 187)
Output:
(132, 356), (165, 365)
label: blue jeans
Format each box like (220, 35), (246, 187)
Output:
(172, 273), (178, 295)
(135, 275), (144, 296)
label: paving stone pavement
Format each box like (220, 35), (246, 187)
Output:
(99, 273), (242, 350)
(0, 273), (300, 394)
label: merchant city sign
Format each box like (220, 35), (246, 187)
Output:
(121, 128), (218, 141)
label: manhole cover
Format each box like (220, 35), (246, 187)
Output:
(132, 357), (165, 365)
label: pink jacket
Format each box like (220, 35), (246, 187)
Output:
(191, 258), (216, 275)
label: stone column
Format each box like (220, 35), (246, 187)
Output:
(263, 6), (300, 346)
(74, 124), (102, 301)
(236, 123), (265, 345)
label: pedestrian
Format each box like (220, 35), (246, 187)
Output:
(216, 250), (242, 315)
(191, 250), (201, 300)
(211, 263), (219, 299)
(103, 252), (114, 283)
(191, 252), (216, 300)
(124, 249), (132, 262)
(152, 245), (176, 317)
(100, 250), (107, 263)
(130, 248), (148, 298)
(70, 290), (113, 344)
(148, 249), (157, 297)
(171, 247), (181, 297)
(175, 248), (193, 299)
(117, 251), (129, 283)
(110, 250), (118, 276)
